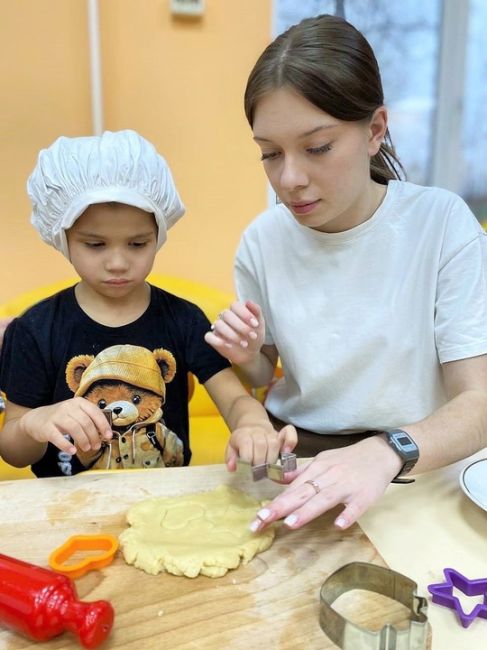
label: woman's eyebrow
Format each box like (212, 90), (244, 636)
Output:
(253, 124), (336, 143)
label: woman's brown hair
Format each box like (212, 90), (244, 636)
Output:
(244, 14), (405, 184)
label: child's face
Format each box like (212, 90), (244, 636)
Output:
(66, 203), (158, 299)
(252, 87), (387, 233)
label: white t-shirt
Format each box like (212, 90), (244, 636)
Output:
(235, 181), (487, 434)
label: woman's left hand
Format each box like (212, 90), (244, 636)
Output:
(249, 434), (402, 532)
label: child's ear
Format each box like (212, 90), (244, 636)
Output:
(368, 106), (388, 156)
(65, 355), (94, 392)
(153, 348), (177, 384)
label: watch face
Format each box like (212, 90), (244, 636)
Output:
(388, 430), (419, 462)
(394, 433), (417, 452)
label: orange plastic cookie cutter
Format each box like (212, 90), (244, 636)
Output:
(48, 534), (119, 579)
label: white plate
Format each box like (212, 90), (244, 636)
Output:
(460, 458), (487, 511)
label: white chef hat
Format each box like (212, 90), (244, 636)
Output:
(27, 129), (185, 258)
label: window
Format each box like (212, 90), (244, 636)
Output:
(461, 0), (487, 221)
(273, 0), (486, 220)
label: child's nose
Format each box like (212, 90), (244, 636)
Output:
(105, 250), (129, 272)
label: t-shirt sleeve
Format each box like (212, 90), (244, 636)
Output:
(184, 305), (230, 384)
(0, 317), (53, 407)
(435, 233), (487, 363)
(435, 198), (487, 363)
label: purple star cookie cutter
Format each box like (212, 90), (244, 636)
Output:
(427, 568), (487, 628)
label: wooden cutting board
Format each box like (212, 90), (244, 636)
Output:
(0, 465), (423, 649)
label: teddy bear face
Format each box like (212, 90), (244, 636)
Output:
(84, 381), (163, 428)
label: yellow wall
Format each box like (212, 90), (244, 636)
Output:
(0, 0), (271, 302)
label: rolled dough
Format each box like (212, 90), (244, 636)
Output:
(119, 484), (275, 578)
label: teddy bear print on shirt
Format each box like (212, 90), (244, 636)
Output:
(65, 344), (184, 471)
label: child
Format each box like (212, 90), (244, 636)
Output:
(0, 130), (296, 477)
(205, 14), (487, 532)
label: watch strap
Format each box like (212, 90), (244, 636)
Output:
(391, 473), (415, 485)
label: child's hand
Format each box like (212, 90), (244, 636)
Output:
(20, 397), (113, 455)
(204, 300), (265, 366)
(225, 423), (297, 471)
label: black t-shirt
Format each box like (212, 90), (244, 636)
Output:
(0, 284), (230, 476)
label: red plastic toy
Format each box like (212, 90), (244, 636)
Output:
(0, 552), (114, 648)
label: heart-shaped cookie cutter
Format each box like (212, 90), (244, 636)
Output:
(48, 534), (119, 579)
(320, 562), (429, 649)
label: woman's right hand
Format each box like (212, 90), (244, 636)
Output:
(204, 300), (265, 366)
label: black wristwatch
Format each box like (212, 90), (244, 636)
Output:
(384, 429), (419, 484)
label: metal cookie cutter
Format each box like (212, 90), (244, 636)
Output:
(427, 567), (487, 628)
(237, 452), (297, 481)
(48, 534), (119, 579)
(102, 408), (113, 427)
(320, 562), (429, 649)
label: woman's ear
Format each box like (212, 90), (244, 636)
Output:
(368, 106), (388, 156)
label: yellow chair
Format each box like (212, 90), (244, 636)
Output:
(0, 274), (234, 479)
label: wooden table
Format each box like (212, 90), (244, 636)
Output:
(0, 452), (485, 649)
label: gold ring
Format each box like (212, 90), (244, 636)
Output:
(305, 479), (321, 495)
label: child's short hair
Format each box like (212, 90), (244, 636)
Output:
(28, 130), (185, 258)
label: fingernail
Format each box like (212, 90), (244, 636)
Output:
(250, 318), (259, 327)
(335, 517), (346, 529)
(224, 343), (233, 348)
(284, 514), (298, 527)
(257, 508), (271, 520)
(248, 331), (258, 340)
(249, 519), (261, 532)
(240, 340), (248, 348)
(210, 324), (215, 331)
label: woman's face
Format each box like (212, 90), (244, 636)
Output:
(252, 87), (387, 233)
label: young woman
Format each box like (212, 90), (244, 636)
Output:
(205, 14), (487, 532)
